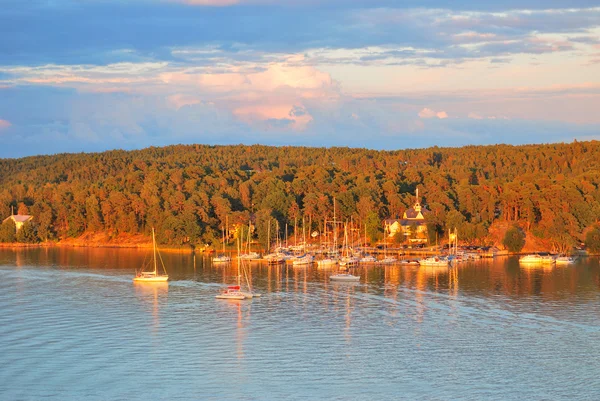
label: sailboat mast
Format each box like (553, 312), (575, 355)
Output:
(237, 236), (241, 286)
(152, 227), (158, 275)
(333, 198), (337, 250)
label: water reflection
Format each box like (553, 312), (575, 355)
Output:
(1, 249), (600, 400)
(133, 282), (168, 334)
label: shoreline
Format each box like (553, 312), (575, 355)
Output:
(0, 242), (591, 256)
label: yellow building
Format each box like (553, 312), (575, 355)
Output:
(385, 189), (429, 243)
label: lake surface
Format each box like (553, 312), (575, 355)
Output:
(1, 248), (599, 400)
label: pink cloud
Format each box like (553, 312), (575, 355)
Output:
(167, 94), (203, 109)
(0, 119), (11, 130)
(233, 102), (313, 131)
(418, 108), (448, 119)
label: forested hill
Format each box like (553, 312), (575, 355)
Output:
(1, 141), (599, 251)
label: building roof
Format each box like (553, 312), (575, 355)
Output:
(404, 206), (429, 219)
(3, 215), (33, 223)
(398, 219), (428, 226)
(384, 218), (427, 226)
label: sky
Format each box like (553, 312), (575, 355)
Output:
(0, 0), (599, 158)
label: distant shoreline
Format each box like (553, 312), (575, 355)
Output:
(0, 242), (591, 256)
(0, 241), (199, 253)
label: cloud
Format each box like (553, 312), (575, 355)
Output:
(167, 94), (203, 109)
(1, 84), (599, 158)
(0, 1), (599, 157)
(419, 108), (448, 119)
(2, 2), (599, 67)
(0, 119), (11, 130)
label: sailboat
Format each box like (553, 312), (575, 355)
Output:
(216, 238), (261, 299)
(330, 220), (360, 281)
(330, 271), (360, 281)
(213, 226), (231, 264)
(133, 228), (169, 282)
(339, 223), (359, 268)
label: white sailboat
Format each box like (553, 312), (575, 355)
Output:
(133, 228), (169, 282)
(213, 226), (231, 264)
(379, 225), (396, 264)
(519, 254), (556, 265)
(419, 256), (449, 267)
(555, 255), (576, 265)
(330, 272), (360, 281)
(331, 221), (360, 281)
(217, 238), (261, 299)
(291, 253), (314, 266)
(238, 221), (261, 260)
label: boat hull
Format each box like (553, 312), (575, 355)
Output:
(215, 293), (246, 300)
(133, 275), (169, 282)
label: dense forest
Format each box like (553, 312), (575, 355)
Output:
(1, 142), (600, 252)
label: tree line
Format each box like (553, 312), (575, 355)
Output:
(1, 141), (600, 251)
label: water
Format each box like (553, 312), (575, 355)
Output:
(1, 248), (599, 400)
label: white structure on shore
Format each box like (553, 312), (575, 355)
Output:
(384, 188), (429, 244)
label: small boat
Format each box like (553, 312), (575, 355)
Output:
(330, 273), (360, 282)
(379, 256), (397, 265)
(238, 251), (261, 260)
(213, 226), (231, 263)
(339, 256), (359, 268)
(291, 254), (314, 266)
(399, 259), (420, 265)
(359, 255), (377, 264)
(519, 254), (556, 264)
(215, 285), (246, 300)
(217, 240), (261, 300)
(213, 254), (232, 263)
(265, 253), (285, 265)
(419, 256), (449, 267)
(317, 257), (338, 268)
(133, 228), (169, 282)
(555, 255), (576, 265)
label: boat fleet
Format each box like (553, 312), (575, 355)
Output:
(134, 225), (578, 302)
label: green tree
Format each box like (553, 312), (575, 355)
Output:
(503, 226), (525, 253)
(0, 219), (16, 243)
(585, 226), (600, 254)
(16, 221), (39, 243)
(365, 211), (382, 244)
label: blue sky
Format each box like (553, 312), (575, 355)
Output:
(1, 0), (599, 157)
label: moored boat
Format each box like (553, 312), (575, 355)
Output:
(133, 228), (169, 282)
(379, 256), (397, 265)
(555, 255), (576, 265)
(213, 254), (232, 263)
(213, 226), (231, 264)
(519, 254), (556, 264)
(419, 256), (449, 267)
(330, 272), (360, 282)
(317, 257), (338, 268)
(238, 251), (261, 260)
(291, 254), (314, 266)
(359, 254), (377, 264)
(339, 256), (359, 268)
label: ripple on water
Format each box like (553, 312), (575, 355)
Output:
(1, 257), (600, 400)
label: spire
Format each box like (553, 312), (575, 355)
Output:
(414, 187), (421, 212)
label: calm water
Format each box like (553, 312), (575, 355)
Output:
(1, 248), (599, 400)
